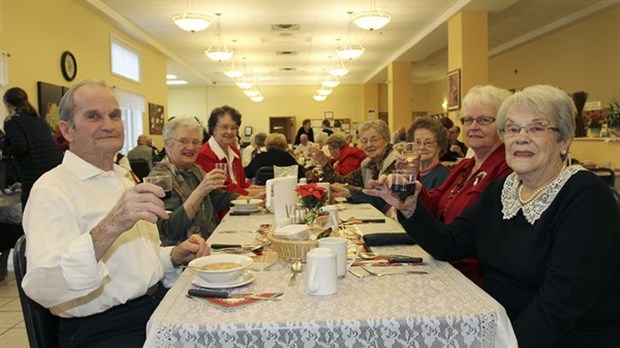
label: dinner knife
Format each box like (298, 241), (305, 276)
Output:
(210, 243), (243, 249)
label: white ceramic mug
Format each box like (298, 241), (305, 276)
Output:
(318, 237), (360, 278)
(322, 205), (339, 230)
(306, 247), (338, 296)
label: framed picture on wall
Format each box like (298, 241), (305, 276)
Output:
(244, 126), (253, 136)
(148, 103), (165, 135)
(447, 69), (461, 111)
(324, 111), (334, 119)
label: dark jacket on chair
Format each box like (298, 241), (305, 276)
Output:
(245, 148), (302, 179)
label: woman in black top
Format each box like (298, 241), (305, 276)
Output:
(3, 87), (63, 207)
(245, 133), (302, 180)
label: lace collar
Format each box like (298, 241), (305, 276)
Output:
(501, 165), (585, 224)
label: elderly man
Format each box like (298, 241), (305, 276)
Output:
(21, 80), (209, 347)
(294, 133), (314, 157)
(127, 134), (156, 169)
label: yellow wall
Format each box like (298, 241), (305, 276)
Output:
(489, 5), (620, 103)
(168, 84), (365, 136)
(1, 0), (168, 146)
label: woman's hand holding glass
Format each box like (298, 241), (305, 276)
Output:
(199, 168), (227, 195)
(363, 174), (422, 218)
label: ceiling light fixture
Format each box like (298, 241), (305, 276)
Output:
(166, 74), (178, 80)
(224, 46), (245, 78)
(250, 95), (264, 102)
(317, 87), (333, 96)
(313, 94), (327, 101)
(243, 88), (260, 97)
(337, 22), (365, 60)
(351, 0), (391, 31)
(167, 80), (188, 85)
(235, 75), (254, 89)
(205, 14), (233, 61)
(321, 75), (340, 88)
(172, 0), (212, 32)
(328, 59), (349, 77)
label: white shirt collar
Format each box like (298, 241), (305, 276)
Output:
(63, 151), (126, 181)
(208, 136), (239, 160)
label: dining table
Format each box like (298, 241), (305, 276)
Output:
(145, 203), (517, 348)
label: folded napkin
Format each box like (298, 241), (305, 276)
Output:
(188, 292), (282, 312)
(362, 233), (416, 246)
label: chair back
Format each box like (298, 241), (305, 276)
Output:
(591, 167), (615, 187)
(255, 166), (275, 185)
(13, 235), (60, 348)
(129, 159), (151, 182)
(274, 164), (298, 179)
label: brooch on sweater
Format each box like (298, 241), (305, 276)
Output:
(473, 171), (487, 186)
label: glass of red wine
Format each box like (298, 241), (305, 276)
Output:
(144, 175), (172, 199)
(391, 169), (417, 201)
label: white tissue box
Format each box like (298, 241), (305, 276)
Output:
(273, 224), (310, 241)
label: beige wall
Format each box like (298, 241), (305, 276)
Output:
(168, 84), (366, 136)
(489, 5), (619, 103)
(1, 0), (168, 146)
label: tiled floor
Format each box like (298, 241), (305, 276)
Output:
(0, 252), (29, 347)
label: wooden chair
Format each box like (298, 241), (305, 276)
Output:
(591, 167), (615, 187)
(13, 235), (60, 348)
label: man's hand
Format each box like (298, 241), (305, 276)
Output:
(171, 234), (210, 266)
(363, 174), (421, 218)
(91, 183), (169, 260)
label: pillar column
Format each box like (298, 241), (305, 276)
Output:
(388, 61), (412, 131)
(363, 83), (379, 122)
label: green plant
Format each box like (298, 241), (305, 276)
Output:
(607, 97), (620, 128)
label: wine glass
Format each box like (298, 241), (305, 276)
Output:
(391, 170), (417, 201)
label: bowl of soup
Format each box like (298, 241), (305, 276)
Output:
(188, 254), (254, 284)
(231, 199), (263, 212)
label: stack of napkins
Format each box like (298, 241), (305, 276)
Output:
(273, 224), (310, 240)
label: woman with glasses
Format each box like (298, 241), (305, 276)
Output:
(196, 106), (262, 196)
(365, 85), (619, 346)
(313, 120), (398, 209)
(406, 117), (450, 190)
(150, 117), (242, 245)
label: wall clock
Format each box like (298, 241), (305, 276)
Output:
(60, 51), (77, 82)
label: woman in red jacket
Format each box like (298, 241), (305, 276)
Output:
(323, 134), (367, 176)
(196, 106), (263, 197)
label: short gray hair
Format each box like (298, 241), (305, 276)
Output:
(163, 116), (202, 145)
(58, 80), (111, 125)
(254, 132), (267, 147)
(497, 85), (576, 143)
(462, 85), (512, 120)
(358, 120), (390, 142)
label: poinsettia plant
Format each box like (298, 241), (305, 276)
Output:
(295, 183), (328, 210)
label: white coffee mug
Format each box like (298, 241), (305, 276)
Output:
(306, 247), (338, 296)
(317, 182), (330, 202)
(318, 237), (360, 278)
(322, 205), (339, 230)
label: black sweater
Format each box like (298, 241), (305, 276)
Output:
(244, 148), (302, 179)
(3, 113), (63, 204)
(400, 170), (620, 347)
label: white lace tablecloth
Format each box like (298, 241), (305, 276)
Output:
(145, 205), (516, 348)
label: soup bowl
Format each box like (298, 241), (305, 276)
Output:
(188, 254), (254, 284)
(231, 199), (263, 212)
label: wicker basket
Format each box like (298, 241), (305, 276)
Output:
(266, 233), (318, 262)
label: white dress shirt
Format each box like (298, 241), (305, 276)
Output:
(22, 151), (176, 318)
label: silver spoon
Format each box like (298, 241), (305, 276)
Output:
(288, 261), (303, 287)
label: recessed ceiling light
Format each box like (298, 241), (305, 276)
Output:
(166, 74), (178, 80)
(167, 80), (188, 85)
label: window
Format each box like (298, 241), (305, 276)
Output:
(111, 36), (141, 82)
(113, 88), (145, 155)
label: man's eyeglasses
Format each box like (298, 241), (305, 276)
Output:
(460, 116), (496, 126)
(174, 138), (201, 146)
(413, 140), (437, 147)
(499, 122), (560, 137)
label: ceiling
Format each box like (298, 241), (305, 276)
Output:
(87, 0), (614, 88)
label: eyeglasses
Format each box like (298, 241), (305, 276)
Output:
(360, 137), (383, 145)
(499, 122), (560, 137)
(413, 140), (437, 147)
(174, 138), (201, 146)
(217, 124), (239, 132)
(460, 116), (496, 126)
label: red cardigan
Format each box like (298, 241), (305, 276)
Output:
(419, 144), (512, 285)
(196, 140), (250, 196)
(334, 145), (367, 176)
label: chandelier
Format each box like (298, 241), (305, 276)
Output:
(351, 0), (391, 31)
(317, 87), (333, 96)
(204, 15), (233, 61)
(172, 0), (212, 32)
(337, 23), (365, 60)
(224, 50), (245, 78)
(328, 59), (349, 77)
(250, 95), (264, 102)
(243, 88), (261, 97)
(235, 75), (254, 89)
(313, 94), (327, 101)
(321, 75), (340, 88)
